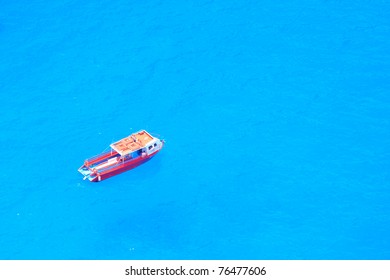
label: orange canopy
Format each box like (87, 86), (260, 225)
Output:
(110, 130), (154, 155)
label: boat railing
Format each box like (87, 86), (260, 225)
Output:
(97, 160), (125, 174)
(85, 150), (115, 163)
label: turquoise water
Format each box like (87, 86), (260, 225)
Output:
(0, 0), (389, 259)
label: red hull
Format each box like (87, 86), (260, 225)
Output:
(91, 153), (155, 182)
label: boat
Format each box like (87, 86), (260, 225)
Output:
(78, 130), (164, 182)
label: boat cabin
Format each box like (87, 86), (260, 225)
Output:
(110, 130), (161, 158)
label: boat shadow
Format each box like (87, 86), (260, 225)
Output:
(99, 200), (189, 259)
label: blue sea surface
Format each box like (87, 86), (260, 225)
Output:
(0, 0), (389, 259)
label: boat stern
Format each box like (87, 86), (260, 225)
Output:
(78, 165), (98, 182)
